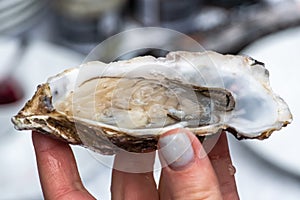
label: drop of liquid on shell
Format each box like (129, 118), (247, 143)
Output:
(228, 164), (236, 176)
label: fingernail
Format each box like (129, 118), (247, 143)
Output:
(158, 132), (194, 170)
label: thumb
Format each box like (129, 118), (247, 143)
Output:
(158, 128), (222, 200)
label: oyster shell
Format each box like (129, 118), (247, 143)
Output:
(11, 51), (292, 154)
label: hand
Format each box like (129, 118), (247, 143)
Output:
(32, 129), (239, 199)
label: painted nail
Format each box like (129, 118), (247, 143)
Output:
(158, 132), (194, 170)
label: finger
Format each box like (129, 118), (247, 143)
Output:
(158, 128), (222, 200)
(111, 150), (159, 200)
(207, 132), (239, 200)
(32, 131), (95, 200)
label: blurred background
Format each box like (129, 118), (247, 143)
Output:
(1, 0), (300, 199)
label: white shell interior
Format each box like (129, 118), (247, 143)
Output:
(47, 51), (292, 138)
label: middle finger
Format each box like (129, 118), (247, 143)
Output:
(111, 151), (159, 200)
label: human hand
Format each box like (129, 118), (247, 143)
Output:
(32, 128), (239, 199)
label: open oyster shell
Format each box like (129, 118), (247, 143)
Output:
(11, 51), (292, 154)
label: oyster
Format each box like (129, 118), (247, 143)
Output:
(11, 51), (292, 154)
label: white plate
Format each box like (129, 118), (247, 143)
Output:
(0, 0), (26, 11)
(0, 0), (47, 33)
(241, 27), (300, 176)
(0, 0), (35, 19)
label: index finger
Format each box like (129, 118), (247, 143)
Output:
(32, 131), (95, 200)
(111, 151), (159, 200)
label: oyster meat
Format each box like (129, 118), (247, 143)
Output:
(11, 51), (292, 154)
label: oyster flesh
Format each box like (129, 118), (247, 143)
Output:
(11, 51), (292, 154)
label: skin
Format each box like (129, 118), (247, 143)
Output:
(32, 129), (239, 200)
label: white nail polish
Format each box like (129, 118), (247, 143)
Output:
(159, 132), (194, 169)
